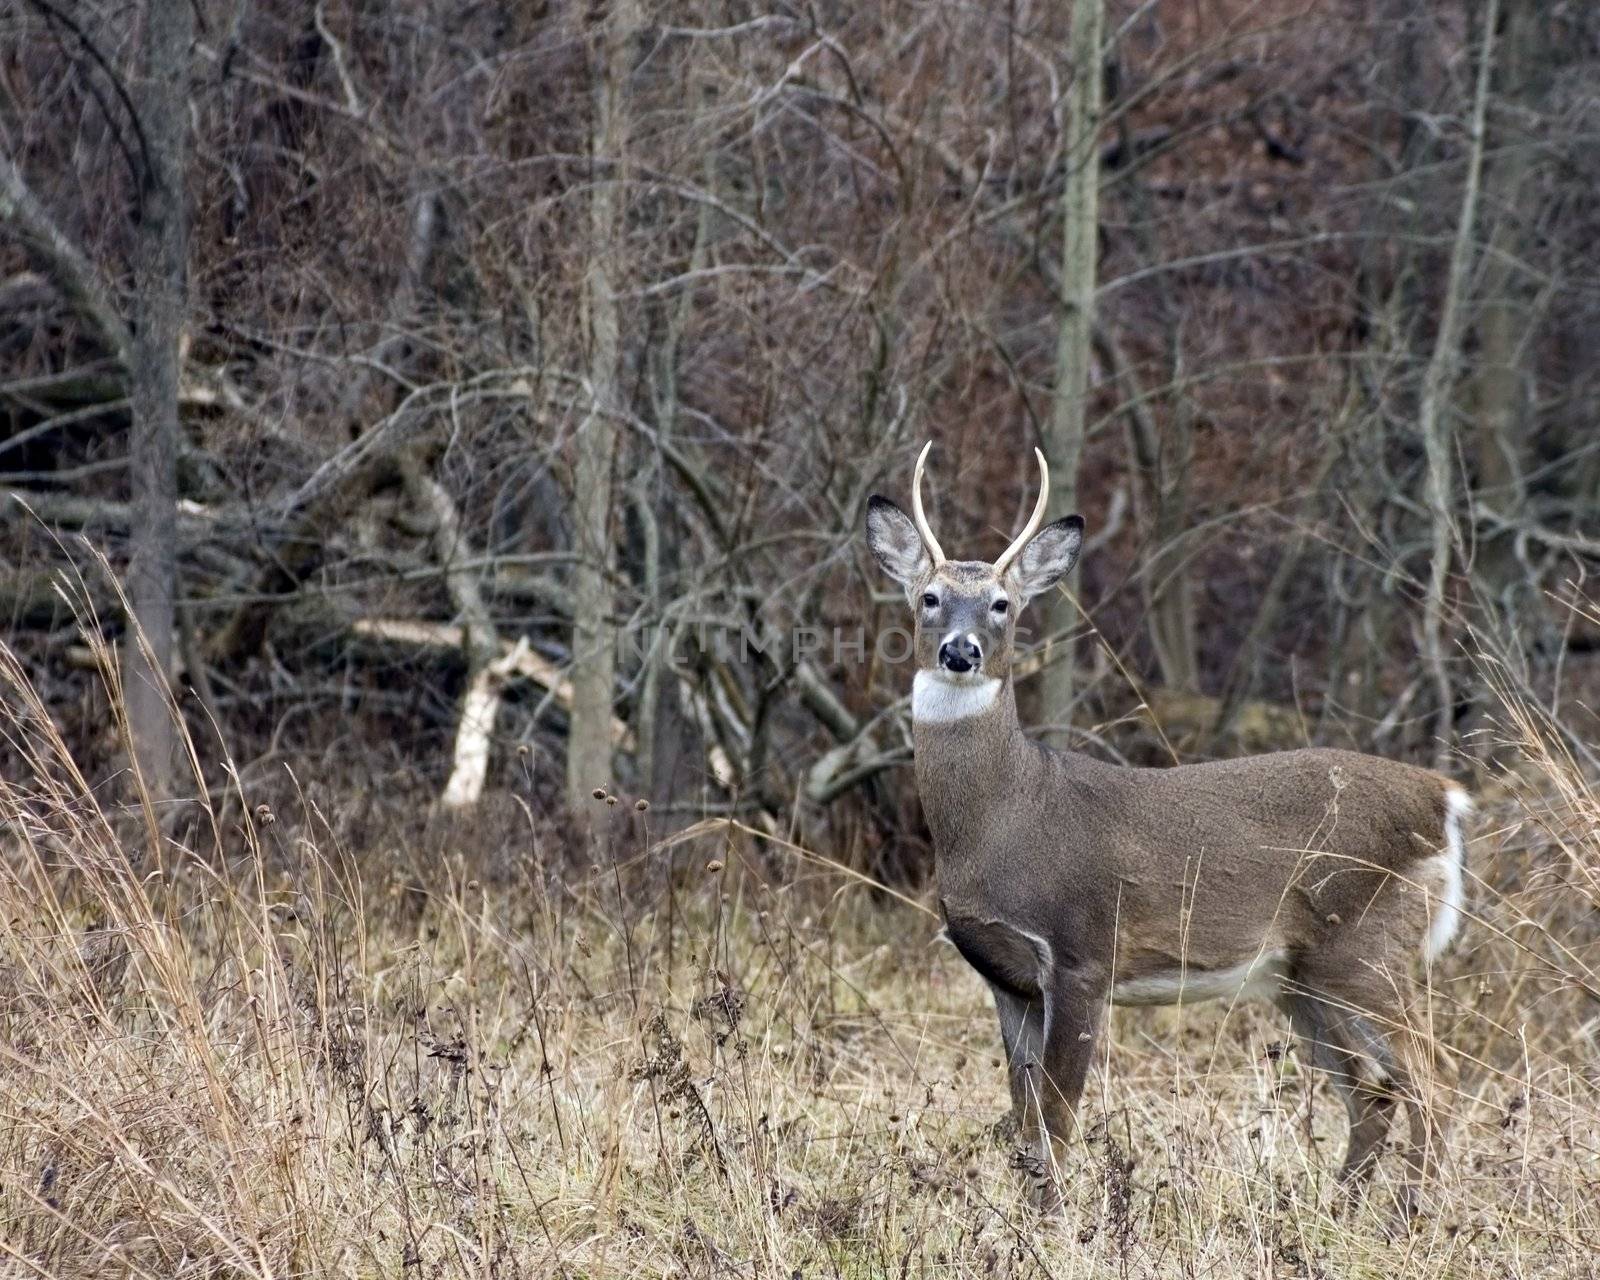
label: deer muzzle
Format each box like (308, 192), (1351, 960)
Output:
(937, 632), (983, 675)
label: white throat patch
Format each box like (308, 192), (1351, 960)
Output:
(912, 671), (1001, 723)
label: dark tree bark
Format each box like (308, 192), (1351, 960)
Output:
(1471, 0), (1546, 552)
(1037, 0), (1104, 742)
(125, 0), (192, 803)
(1419, 0), (1497, 767)
(565, 0), (635, 814)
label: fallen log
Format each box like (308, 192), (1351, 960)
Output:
(2, 487), (223, 535)
(348, 617), (632, 749)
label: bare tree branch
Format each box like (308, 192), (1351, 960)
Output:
(0, 153), (131, 363)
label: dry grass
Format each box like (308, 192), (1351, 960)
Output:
(2, 643), (1598, 1279)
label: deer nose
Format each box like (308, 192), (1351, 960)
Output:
(938, 634), (982, 674)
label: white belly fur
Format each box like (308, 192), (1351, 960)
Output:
(1111, 950), (1288, 1008)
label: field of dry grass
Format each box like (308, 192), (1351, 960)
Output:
(3, 642), (1599, 1279)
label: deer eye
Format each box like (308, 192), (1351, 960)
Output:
(991, 598), (1009, 615)
(922, 593), (939, 609)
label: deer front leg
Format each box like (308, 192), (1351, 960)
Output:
(943, 911), (1096, 1207)
(991, 985), (1044, 1139)
(1017, 973), (1105, 1213)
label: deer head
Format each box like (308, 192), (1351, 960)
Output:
(866, 442), (1083, 699)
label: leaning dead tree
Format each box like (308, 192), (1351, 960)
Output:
(0, 155), (131, 364)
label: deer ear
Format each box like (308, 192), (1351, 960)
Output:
(866, 496), (931, 591)
(1007, 515), (1084, 606)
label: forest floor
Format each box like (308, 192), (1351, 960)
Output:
(2, 659), (1599, 1279)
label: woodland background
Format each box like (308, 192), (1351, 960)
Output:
(4, 0), (1599, 861)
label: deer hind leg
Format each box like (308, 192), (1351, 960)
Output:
(1280, 990), (1398, 1190)
(1285, 974), (1444, 1216)
(1331, 1011), (1406, 1190)
(1333, 982), (1448, 1218)
(1380, 1003), (1450, 1217)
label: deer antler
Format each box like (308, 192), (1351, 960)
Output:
(993, 448), (1049, 577)
(910, 441), (947, 566)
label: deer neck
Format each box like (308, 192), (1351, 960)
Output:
(911, 671), (1033, 848)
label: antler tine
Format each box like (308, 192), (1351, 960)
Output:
(910, 440), (947, 566)
(993, 448), (1050, 577)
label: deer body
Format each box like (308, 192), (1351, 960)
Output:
(868, 445), (1470, 1215)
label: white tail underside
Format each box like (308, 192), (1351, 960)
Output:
(1421, 788), (1473, 963)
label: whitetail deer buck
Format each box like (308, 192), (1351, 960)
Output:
(867, 443), (1471, 1216)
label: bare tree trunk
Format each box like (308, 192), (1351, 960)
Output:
(566, 0), (635, 813)
(1471, 0), (1542, 514)
(1038, 0), (1103, 740)
(1464, 0), (1548, 693)
(633, 105), (712, 799)
(1143, 388), (1199, 693)
(1113, 124), (1201, 696)
(1368, 0), (1428, 310)
(1100, 192), (1199, 697)
(1346, 0), (1431, 750)
(1210, 395), (1347, 743)
(1419, 0), (1497, 766)
(125, 0), (193, 805)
